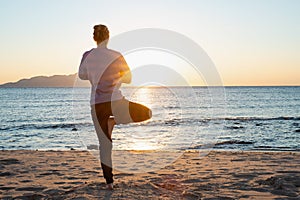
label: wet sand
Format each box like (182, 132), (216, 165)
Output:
(0, 150), (299, 199)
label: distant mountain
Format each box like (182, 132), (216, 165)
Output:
(0, 73), (90, 88)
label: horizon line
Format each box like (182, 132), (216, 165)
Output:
(0, 73), (299, 87)
(1, 85), (300, 88)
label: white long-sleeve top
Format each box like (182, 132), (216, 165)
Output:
(78, 45), (130, 105)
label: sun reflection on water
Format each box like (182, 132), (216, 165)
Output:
(128, 139), (157, 151)
(128, 86), (155, 110)
(117, 85), (182, 151)
(127, 86), (159, 150)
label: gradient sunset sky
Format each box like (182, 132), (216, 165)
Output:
(0, 0), (299, 86)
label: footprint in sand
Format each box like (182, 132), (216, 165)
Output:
(15, 186), (46, 192)
(0, 186), (15, 191)
(19, 180), (33, 183)
(0, 172), (14, 176)
(69, 181), (84, 185)
(37, 171), (63, 177)
(0, 158), (20, 165)
(44, 189), (65, 195)
(54, 181), (66, 184)
(15, 194), (45, 199)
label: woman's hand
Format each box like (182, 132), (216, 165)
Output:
(119, 70), (132, 84)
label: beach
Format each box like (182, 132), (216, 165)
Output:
(0, 150), (299, 199)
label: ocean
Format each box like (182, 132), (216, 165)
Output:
(0, 86), (299, 151)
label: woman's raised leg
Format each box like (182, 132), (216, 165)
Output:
(107, 117), (116, 140)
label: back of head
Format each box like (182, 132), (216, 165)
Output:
(93, 24), (109, 45)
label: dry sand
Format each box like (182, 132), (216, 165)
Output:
(0, 150), (299, 199)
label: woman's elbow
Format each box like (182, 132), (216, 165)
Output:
(120, 71), (131, 84)
(122, 76), (131, 84)
(78, 73), (88, 80)
(125, 73), (132, 84)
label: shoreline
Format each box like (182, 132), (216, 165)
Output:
(2, 148), (300, 153)
(1, 150), (299, 199)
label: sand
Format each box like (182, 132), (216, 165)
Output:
(0, 150), (299, 199)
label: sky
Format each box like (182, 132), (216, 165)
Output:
(0, 0), (299, 86)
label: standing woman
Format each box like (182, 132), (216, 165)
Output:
(78, 24), (152, 190)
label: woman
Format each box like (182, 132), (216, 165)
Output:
(78, 24), (152, 190)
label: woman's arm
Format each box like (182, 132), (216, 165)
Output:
(78, 51), (90, 80)
(118, 55), (132, 84)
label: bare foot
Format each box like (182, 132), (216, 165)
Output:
(106, 183), (114, 190)
(107, 117), (116, 139)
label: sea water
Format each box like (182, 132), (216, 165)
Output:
(0, 86), (299, 151)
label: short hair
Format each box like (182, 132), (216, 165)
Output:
(93, 24), (109, 43)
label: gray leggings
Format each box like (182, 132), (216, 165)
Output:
(91, 98), (152, 184)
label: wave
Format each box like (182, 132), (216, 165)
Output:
(215, 140), (254, 146)
(145, 116), (300, 127)
(186, 140), (253, 150)
(253, 146), (300, 152)
(188, 141), (300, 152)
(206, 116), (300, 122)
(1, 116), (299, 132)
(0, 122), (92, 131)
(225, 126), (244, 129)
(167, 116), (299, 123)
(201, 116), (299, 123)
